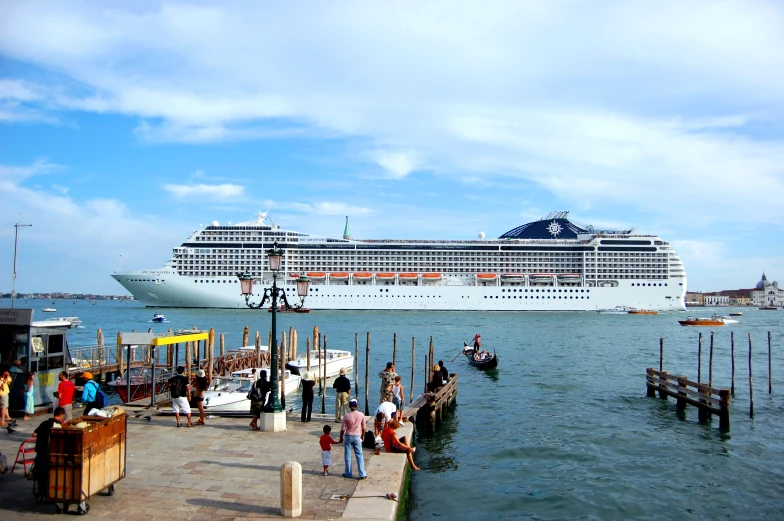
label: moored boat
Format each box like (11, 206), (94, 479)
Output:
(286, 349), (354, 377)
(42, 307), (56, 312)
(596, 306), (630, 314)
(201, 369), (302, 414)
(678, 316), (725, 326)
(56, 316), (82, 327)
(108, 366), (171, 403)
(728, 312), (743, 316)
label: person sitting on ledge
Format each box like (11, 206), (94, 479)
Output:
(380, 419), (420, 471)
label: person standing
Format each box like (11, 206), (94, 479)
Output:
(319, 425), (340, 476)
(391, 375), (405, 422)
(0, 367), (12, 426)
(300, 368), (316, 422)
(193, 369), (210, 425)
(23, 372), (35, 420)
(249, 370), (272, 430)
(332, 367), (351, 422)
(377, 362), (397, 404)
(33, 406), (66, 499)
(338, 399), (367, 479)
(168, 366), (193, 428)
(54, 371), (75, 421)
(80, 372), (100, 414)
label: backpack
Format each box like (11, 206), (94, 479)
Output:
(169, 375), (186, 398)
(95, 387), (109, 408)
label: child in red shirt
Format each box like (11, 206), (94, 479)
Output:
(319, 425), (340, 476)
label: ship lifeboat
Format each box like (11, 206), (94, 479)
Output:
(500, 273), (526, 283)
(421, 273), (442, 280)
(329, 272), (349, 280)
(306, 272), (326, 279)
(529, 274), (554, 284)
(376, 273), (396, 280)
(399, 273), (419, 279)
(557, 274), (582, 284)
(476, 273), (497, 280)
(352, 272), (372, 280)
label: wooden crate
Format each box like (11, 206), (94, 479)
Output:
(48, 413), (127, 502)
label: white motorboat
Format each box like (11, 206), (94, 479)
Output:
(286, 349), (354, 377)
(596, 306), (630, 314)
(152, 313), (166, 323)
(202, 370), (300, 413)
(56, 316), (82, 327)
(42, 307), (56, 312)
(232, 368), (301, 396)
(714, 314), (738, 324)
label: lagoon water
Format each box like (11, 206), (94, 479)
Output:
(24, 299), (784, 520)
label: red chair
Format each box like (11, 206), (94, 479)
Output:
(12, 437), (37, 479)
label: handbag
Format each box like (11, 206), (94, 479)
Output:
(247, 386), (263, 401)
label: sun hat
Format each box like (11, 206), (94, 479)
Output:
(339, 367), (347, 375)
(82, 372), (93, 380)
(196, 369), (206, 377)
(349, 399), (358, 408)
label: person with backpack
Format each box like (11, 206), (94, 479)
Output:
(81, 372), (108, 414)
(168, 366), (193, 428)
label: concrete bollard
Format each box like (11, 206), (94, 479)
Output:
(280, 461), (302, 517)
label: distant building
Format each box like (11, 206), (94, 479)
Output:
(685, 292), (704, 306)
(721, 289), (753, 306)
(751, 273), (784, 307)
(703, 292), (729, 306)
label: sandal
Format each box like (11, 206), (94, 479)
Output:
(196, 420), (205, 425)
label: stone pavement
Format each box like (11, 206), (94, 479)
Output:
(0, 412), (413, 520)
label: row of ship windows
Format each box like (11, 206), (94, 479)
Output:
(175, 252), (667, 260)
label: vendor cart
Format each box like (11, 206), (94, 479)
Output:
(47, 411), (127, 515)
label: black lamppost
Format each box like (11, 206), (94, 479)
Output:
(238, 242), (310, 412)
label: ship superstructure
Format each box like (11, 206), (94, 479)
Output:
(111, 211), (687, 311)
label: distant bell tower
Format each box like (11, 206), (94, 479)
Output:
(343, 216), (351, 240)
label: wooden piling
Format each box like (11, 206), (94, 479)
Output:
(208, 328), (215, 379)
(768, 331), (773, 394)
(676, 376), (687, 412)
(185, 341), (192, 375)
(697, 332), (702, 383)
(354, 333), (359, 396)
(659, 338), (663, 373)
(709, 332), (714, 387)
(658, 371), (669, 400)
(698, 384), (709, 422)
(281, 331), (288, 409)
(410, 337), (415, 404)
(731, 331), (735, 396)
(392, 333), (397, 368)
(719, 389), (731, 431)
(116, 331), (123, 376)
(321, 335), (327, 414)
(748, 333), (754, 418)
(364, 332), (370, 416)
(424, 354), (429, 394)
(242, 326), (249, 348)
(315, 327), (321, 394)
(220, 333), (225, 357)
(306, 338), (311, 372)
(255, 331), (261, 369)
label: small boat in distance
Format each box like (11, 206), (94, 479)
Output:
(716, 314), (738, 324)
(152, 313), (166, 323)
(678, 316), (725, 326)
(628, 309), (658, 315)
(728, 312), (743, 316)
(759, 306), (778, 310)
(42, 307), (56, 312)
(596, 306), (630, 314)
(55, 316), (82, 328)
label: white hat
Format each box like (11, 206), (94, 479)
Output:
(339, 367), (347, 375)
(196, 369), (206, 377)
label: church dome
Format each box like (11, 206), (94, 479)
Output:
(755, 272), (768, 289)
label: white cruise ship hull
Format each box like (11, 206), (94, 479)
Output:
(112, 270), (685, 311)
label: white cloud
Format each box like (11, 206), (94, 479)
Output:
(1, 0), (784, 229)
(162, 183), (245, 200)
(289, 202), (374, 216)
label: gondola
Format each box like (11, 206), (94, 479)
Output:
(461, 343), (499, 369)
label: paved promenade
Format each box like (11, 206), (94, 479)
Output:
(0, 411), (412, 520)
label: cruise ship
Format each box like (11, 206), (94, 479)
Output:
(111, 211), (687, 311)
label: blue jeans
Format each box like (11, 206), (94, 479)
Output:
(343, 434), (367, 478)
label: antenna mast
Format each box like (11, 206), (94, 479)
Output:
(11, 213), (33, 309)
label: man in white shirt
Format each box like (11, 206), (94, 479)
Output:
(374, 394), (397, 422)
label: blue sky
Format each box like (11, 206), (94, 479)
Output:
(1, 0), (783, 295)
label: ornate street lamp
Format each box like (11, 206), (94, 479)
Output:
(237, 242), (310, 413)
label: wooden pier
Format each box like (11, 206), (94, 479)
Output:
(401, 374), (458, 432)
(646, 368), (731, 430)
